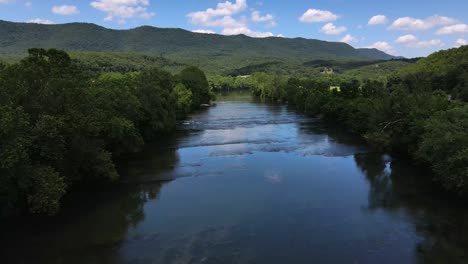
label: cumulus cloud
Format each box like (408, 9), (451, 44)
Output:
(395, 34), (418, 43)
(340, 34), (357, 44)
(26, 18), (55, 24)
(320, 23), (347, 35)
(407, 39), (444, 48)
(188, 0), (247, 24)
(455, 38), (467, 47)
(436, 23), (468, 35)
(251, 10), (276, 27)
(299, 9), (338, 23)
(52, 5), (79, 15)
(368, 15), (388, 26)
(388, 15), (457, 30)
(366, 41), (395, 54)
(394, 34), (443, 48)
(222, 26), (274, 38)
(251, 10), (273, 22)
(192, 29), (216, 34)
(189, 15), (244, 29)
(187, 0), (275, 38)
(90, 0), (155, 23)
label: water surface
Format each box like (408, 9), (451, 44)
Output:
(2, 92), (468, 264)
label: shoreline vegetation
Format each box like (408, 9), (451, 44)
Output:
(0, 49), (213, 217)
(1, 45), (467, 217)
(221, 46), (468, 197)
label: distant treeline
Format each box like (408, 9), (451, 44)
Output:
(0, 49), (213, 216)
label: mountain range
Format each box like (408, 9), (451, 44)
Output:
(0, 20), (395, 62)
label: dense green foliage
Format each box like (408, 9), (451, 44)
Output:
(417, 105), (468, 192)
(224, 59), (415, 81)
(342, 61), (413, 82)
(394, 46), (468, 101)
(0, 49), (211, 216)
(178, 66), (214, 108)
(70, 52), (187, 74)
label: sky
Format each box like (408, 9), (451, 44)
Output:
(0, 0), (467, 57)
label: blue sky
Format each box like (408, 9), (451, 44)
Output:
(0, 0), (467, 57)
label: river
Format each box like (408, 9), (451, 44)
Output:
(2, 92), (468, 264)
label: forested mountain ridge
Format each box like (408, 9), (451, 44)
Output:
(393, 45), (468, 99)
(0, 20), (395, 61)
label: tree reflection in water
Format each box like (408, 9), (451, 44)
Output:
(0, 181), (166, 264)
(355, 153), (468, 264)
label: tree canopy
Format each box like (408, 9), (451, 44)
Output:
(0, 49), (211, 216)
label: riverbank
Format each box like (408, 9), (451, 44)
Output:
(2, 93), (468, 264)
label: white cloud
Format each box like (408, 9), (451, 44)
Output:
(90, 0), (155, 23)
(26, 18), (55, 24)
(299, 9), (338, 23)
(436, 23), (468, 35)
(0, 0), (15, 4)
(192, 29), (216, 34)
(395, 34), (418, 43)
(266, 21), (277, 28)
(388, 15), (457, 31)
(368, 15), (388, 26)
(455, 38), (467, 47)
(25, 1), (32, 8)
(187, 0), (247, 28)
(251, 10), (277, 27)
(407, 39), (444, 48)
(251, 10), (273, 22)
(222, 26), (274, 38)
(340, 34), (357, 44)
(394, 34), (444, 48)
(190, 15), (245, 29)
(187, 0), (274, 38)
(320, 23), (347, 35)
(188, 0), (247, 24)
(52, 5), (79, 15)
(366, 41), (395, 55)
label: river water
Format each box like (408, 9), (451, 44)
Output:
(2, 92), (468, 264)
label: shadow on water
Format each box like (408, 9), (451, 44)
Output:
(0, 182), (166, 264)
(355, 153), (468, 264)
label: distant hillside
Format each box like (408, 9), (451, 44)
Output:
(69, 52), (188, 74)
(395, 46), (468, 79)
(392, 45), (468, 98)
(0, 20), (395, 64)
(342, 60), (414, 82)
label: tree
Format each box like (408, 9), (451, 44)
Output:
(339, 80), (360, 99)
(91, 73), (144, 155)
(173, 83), (193, 119)
(0, 49), (207, 216)
(417, 105), (468, 194)
(0, 106), (32, 216)
(136, 68), (177, 138)
(178, 66), (211, 108)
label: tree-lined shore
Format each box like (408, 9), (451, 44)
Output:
(0, 49), (212, 216)
(0, 45), (467, 217)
